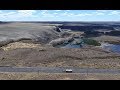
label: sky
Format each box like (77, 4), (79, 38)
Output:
(0, 10), (120, 21)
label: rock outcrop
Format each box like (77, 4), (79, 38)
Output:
(49, 37), (74, 46)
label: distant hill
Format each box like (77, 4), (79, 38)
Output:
(106, 31), (120, 36)
(0, 21), (12, 24)
(0, 22), (61, 46)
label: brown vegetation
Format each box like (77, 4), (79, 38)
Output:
(0, 41), (120, 69)
(0, 72), (120, 80)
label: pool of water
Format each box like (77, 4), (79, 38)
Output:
(55, 38), (83, 48)
(55, 38), (120, 53)
(101, 43), (120, 53)
(61, 43), (82, 48)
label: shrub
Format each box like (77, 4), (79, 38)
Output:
(83, 38), (101, 46)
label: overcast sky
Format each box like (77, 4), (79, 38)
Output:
(0, 10), (120, 21)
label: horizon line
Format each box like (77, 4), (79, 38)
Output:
(1, 21), (120, 22)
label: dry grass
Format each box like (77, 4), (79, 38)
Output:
(0, 72), (120, 80)
(92, 35), (120, 44)
(0, 45), (120, 69)
(1, 42), (44, 51)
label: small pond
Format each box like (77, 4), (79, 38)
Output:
(101, 43), (120, 53)
(55, 38), (83, 48)
(55, 38), (120, 54)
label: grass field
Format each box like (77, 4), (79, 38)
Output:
(0, 72), (120, 80)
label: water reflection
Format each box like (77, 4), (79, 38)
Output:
(101, 43), (120, 53)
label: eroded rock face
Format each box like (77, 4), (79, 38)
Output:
(0, 23), (61, 46)
(49, 37), (74, 46)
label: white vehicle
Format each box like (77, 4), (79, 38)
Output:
(64, 69), (73, 73)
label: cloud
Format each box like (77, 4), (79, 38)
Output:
(109, 11), (120, 15)
(0, 10), (109, 20)
(76, 13), (93, 16)
(0, 10), (36, 17)
(91, 10), (107, 16)
(96, 10), (108, 12)
(0, 10), (120, 21)
(0, 11), (16, 19)
(17, 10), (36, 17)
(60, 12), (74, 16)
(95, 12), (105, 15)
(54, 10), (61, 12)
(0, 10), (37, 21)
(41, 10), (60, 17)
(41, 10), (48, 14)
(18, 10), (36, 13)
(41, 10), (55, 17)
(53, 13), (58, 15)
(60, 11), (93, 17)
(66, 10), (70, 11)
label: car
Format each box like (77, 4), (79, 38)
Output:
(64, 69), (73, 73)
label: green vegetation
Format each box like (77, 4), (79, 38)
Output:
(83, 38), (101, 46)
